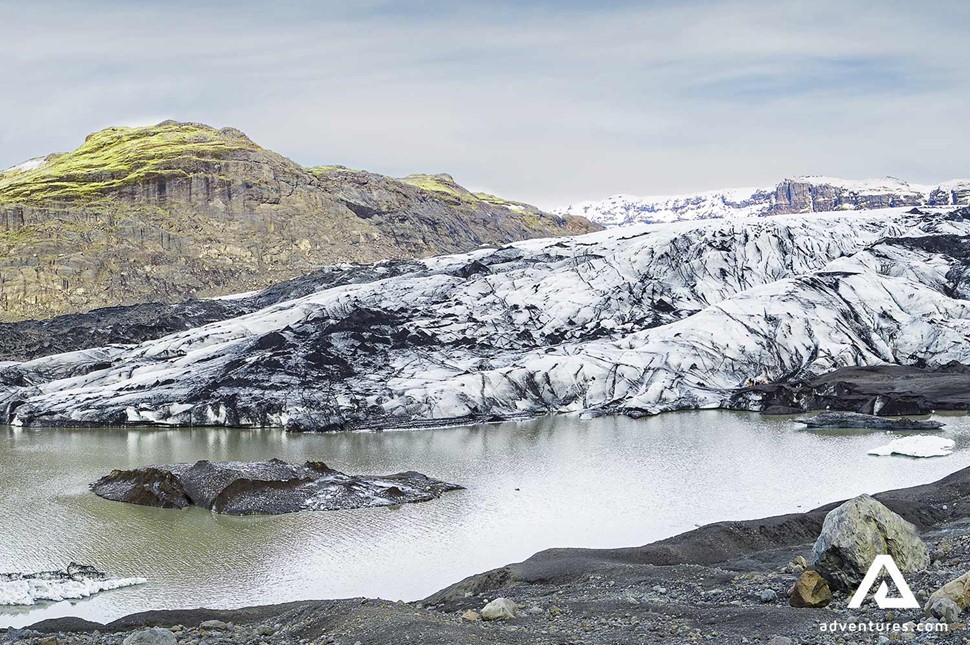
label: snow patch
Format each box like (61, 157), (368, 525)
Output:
(555, 176), (970, 227)
(3, 157), (48, 174)
(208, 290), (261, 301)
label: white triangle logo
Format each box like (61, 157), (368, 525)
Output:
(847, 554), (920, 609)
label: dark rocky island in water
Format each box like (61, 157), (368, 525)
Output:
(794, 410), (944, 430)
(91, 459), (463, 515)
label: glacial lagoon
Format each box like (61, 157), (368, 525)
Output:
(2, 410), (969, 628)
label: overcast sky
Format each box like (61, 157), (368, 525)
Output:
(1, 0), (967, 209)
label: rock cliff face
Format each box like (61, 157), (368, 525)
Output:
(2, 206), (969, 430)
(0, 121), (597, 321)
(557, 176), (970, 226)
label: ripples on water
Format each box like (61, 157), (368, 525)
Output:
(1, 410), (968, 627)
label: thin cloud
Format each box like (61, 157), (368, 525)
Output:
(1, 0), (967, 208)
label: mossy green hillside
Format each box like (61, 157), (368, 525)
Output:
(0, 123), (540, 219)
(398, 173), (473, 202)
(308, 165), (366, 177)
(0, 121), (599, 321)
(0, 121), (263, 204)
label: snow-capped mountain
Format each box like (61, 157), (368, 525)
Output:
(555, 176), (970, 226)
(2, 205), (969, 430)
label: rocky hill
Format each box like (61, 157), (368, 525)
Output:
(556, 176), (970, 226)
(0, 121), (596, 321)
(2, 206), (969, 430)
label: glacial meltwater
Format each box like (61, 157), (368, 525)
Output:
(3, 411), (969, 628)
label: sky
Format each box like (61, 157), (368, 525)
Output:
(1, 0), (968, 209)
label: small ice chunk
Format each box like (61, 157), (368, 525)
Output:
(868, 435), (955, 458)
(0, 564), (146, 606)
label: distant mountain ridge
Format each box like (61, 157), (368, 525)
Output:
(554, 176), (970, 226)
(0, 121), (597, 321)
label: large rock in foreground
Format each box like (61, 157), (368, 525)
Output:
(795, 411), (943, 431)
(811, 494), (929, 591)
(91, 459), (463, 515)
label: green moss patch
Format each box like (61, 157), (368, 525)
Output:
(398, 174), (473, 201)
(0, 121), (262, 204)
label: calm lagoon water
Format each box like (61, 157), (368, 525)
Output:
(2, 410), (969, 628)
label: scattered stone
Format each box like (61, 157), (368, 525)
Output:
(759, 588), (778, 603)
(122, 628), (177, 645)
(811, 494), (929, 591)
(927, 596), (961, 624)
(766, 636), (793, 645)
(924, 570), (970, 615)
(461, 610), (481, 621)
(788, 570), (832, 608)
(481, 597), (518, 621)
(199, 619), (229, 631)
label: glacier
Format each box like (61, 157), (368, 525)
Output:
(555, 176), (970, 226)
(1, 207), (969, 431)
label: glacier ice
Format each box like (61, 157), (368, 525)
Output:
(0, 564), (145, 606)
(1, 207), (970, 430)
(868, 436), (956, 458)
(554, 177), (970, 226)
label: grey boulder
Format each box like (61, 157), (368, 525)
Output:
(924, 570), (970, 617)
(481, 597), (518, 621)
(811, 494), (929, 591)
(928, 596), (961, 624)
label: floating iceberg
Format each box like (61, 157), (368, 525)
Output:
(868, 436), (955, 458)
(0, 563), (146, 606)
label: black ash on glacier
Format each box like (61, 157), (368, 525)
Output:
(2, 207), (969, 431)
